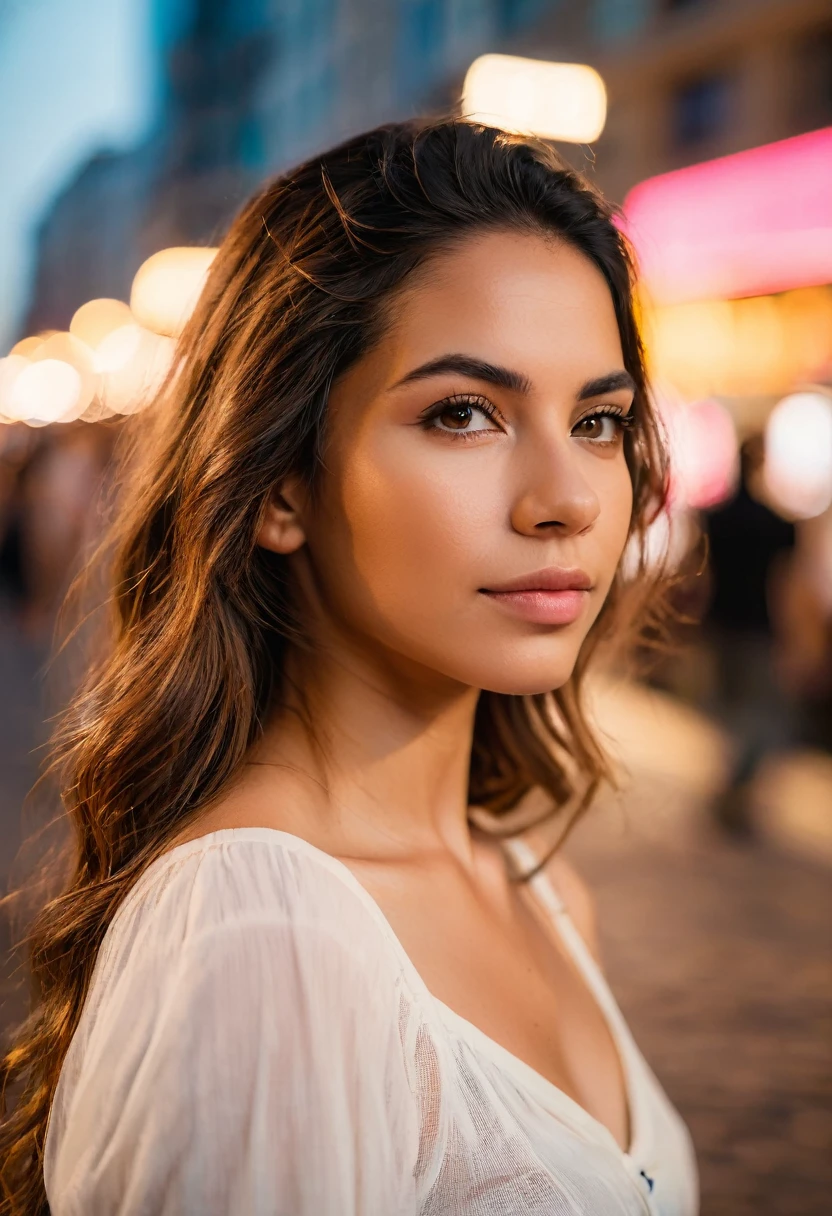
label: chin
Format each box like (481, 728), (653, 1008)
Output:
(439, 639), (586, 697)
(478, 667), (579, 697)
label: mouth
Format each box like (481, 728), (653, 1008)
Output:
(479, 567), (593, 626)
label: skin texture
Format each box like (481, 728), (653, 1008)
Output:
(182, 230), (637, 1151)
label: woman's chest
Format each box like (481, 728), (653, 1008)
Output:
(356, 859), (630, 1151)
(414, 1022), (697, 1216)
(416, 1037), (657, 1216)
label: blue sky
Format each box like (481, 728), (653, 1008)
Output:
(0, 0), (161, 351)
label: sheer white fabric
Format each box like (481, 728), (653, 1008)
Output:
(44, 829), (698, 1216)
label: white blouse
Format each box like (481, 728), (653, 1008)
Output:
(44, 828), (698, 1216)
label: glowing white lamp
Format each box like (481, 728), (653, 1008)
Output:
(70, 298), (134, 349)
(7, 359), (83, 425)
(30, 333), (98, 421)
(9, 336), (45, 359)
(97, 324), (176, 415)
(0, 355), (31, 421)
(130, 247), (217, 338)
(94, 324), (145, 376)
(462, 54), (607, 143)
(765, 391), (832, 520)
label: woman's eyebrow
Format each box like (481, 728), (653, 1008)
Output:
(390, 354), (532, 394)
(577, 371), (636, 400)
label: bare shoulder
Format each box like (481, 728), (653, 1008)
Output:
(543, 852), (603, 963)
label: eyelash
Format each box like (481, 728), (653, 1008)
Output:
(420, 393), (503, 440)
(575, 404), (636, 444)
(420, 394), (635, 443)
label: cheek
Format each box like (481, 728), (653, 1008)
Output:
(315, 438), (496, 620)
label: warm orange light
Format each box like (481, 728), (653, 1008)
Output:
(463, 55), (607, 143)
(644, 286), (832, 399)
(30, 333), (98, 421)
(130, 247), (217, 338)
(9, 336), (45, 359)
(98, 325), (176, 415)
(70, 298), (134, 349)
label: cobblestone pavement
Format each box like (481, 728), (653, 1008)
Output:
(1, 614), (830, 1215)
(566, 774), (832, 1216)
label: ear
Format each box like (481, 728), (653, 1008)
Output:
(256, 476), (307, 555)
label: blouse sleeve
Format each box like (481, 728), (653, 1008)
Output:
(45, 842), (421, 1216)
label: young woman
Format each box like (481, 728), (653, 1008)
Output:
(1, 120), (698, 1215)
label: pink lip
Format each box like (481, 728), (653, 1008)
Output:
(479, 567), (593, 626)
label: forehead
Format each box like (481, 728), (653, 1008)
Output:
(383, 229), (624, 387)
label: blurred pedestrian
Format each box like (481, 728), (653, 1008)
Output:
(703, 435), (797, 835)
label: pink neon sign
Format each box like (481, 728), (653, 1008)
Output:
(622, 127), (832, 305)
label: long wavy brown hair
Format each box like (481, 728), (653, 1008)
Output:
(0, 118), (670, 1213)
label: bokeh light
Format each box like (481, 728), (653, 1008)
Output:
(669, 397), (739, 510)
(645, 286), (832, 399)
(9, 336), (46, 359)
(70, 298), (134, 349)
(621, 502), (695, 579)
(130, 247), (217, 338)
(765, 391), (832, 520)
(93, 324), (145, 376)
(0, 354), (31, 421)
(31, 333), (97, 421)
(623, 126), (832, 305)
(462, 55), (607, 144)
(6, 359), (83, 425)
(97, 324), (175, 415)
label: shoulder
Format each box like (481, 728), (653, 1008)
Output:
(70, 829), (414, 1089)
(99, 828), (402, 988)
(542, 850), (602, 963)
(548, 855), (601, 961)
(47, 830), (423, 1213)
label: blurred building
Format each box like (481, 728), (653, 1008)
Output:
(22, 0), (556, 335)
(522, 0), (832, 203)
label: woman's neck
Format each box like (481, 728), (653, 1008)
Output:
(250, 637), (481, 867)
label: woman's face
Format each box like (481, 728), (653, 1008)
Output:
(269, 230), (635, 696)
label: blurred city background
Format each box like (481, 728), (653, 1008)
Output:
(1, 1), (831, 1212)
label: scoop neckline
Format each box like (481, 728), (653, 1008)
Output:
(146, 825), (643, 1160)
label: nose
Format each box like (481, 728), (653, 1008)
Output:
(510, 432), (601, 538)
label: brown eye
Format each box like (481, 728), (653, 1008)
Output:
(439, 403), (474, 430)
(572, 412), (626, 443)
(423, 395), (502, 436)
(574, 415), (605, 439)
